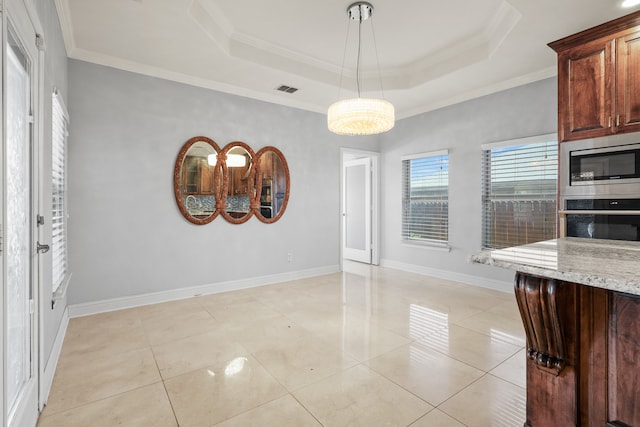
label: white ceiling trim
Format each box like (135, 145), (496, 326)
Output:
(54, 0), (75, 56)
(188, 0), (232, 55)
(52, 0), (567, 121)
(382, 1), (522, 89)
(56, 42), (557, 121)
(399, 65), (557, 120)
(190, 0), (343, 86)
(190, 0), (342, 80)
(484, 0), (522, 56)
(188, 0), (522, 92)
(65, 47), (328, 115)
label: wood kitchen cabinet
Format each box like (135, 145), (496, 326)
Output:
(182, 156), (214, 195)
(259, 151), (285, 194)
(515, 273), (640, 427)
(222, 148), (251, 197)
(227, 160), (250, 196)
(473, 237), (640, 427)
(549, 11), (640, 142)
(516, 273), (640, 427)
(258, 150), (286, 218)
(617, 31), (640, 134)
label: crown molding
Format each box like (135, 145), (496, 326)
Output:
(67, 48), (327, 114)
(380, 0), (521, 89)
(189, 0), (521, 92)
(396, 65), (556, 120)
(54, 0), (75, 56)
(188, 0), (232, 55)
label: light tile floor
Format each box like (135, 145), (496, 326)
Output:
(37, 262), (526, 427)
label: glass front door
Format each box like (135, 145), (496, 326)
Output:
(4, 7), (39, 424)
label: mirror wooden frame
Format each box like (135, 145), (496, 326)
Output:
(174, 137), (290, 225)
(173, 136), (221, 225)
(254, 146), (290, 224)
(219, 141), (256, 224)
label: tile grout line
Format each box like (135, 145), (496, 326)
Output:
(289, 393), (326, 427)
(149, 344), (181, 426)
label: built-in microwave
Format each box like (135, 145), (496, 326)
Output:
(570, 142), (640, 185)
(560, 134), (640, 199)
(559, 135), (640, 240)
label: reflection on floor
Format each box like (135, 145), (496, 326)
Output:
(37, 262), (526, 427)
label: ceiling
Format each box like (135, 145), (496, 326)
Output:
(56, 0), (640, 120)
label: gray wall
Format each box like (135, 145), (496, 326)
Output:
(379, 78), (558, 289)
(68, 58), (557, 304)
(67, 60), (378, 305)
(35, 0), (69, 369)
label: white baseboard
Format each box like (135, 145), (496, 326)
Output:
(68, 265), (340, 318)
(380, 259), (513, 293)
(40, 306), (69, 408)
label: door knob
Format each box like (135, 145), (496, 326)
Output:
(37, 242), (50, 253)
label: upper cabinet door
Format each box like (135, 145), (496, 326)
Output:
(550, 10), (640, 142)
(557, 38), (615, 142)
(617, 31), (640, 134)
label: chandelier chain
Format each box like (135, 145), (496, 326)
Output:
(370, 16), (385, 98)
(356, 14), (362, 97)
(337, 18), (352, 101)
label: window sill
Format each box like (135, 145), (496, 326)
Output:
(401, 240), (451, 252)
(52, 273), (72, 308)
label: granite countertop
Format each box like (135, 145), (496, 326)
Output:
(471, 237), (640, 296)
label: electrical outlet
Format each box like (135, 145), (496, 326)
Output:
(287, 252), (292, 262)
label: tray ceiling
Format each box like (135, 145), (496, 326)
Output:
(56, 0), (639, 119)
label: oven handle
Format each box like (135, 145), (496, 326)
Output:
(558, 210), (640, 215)
(558, 210), (640, 238)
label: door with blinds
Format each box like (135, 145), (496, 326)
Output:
(343, 158), (372, 264)
(3, 0), (42, 425)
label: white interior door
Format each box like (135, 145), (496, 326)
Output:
(4, 1), (40, 425)
(343, 158), (372, 264)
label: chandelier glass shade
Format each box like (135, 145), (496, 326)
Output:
(328, 2), (394, 136)
(327, 97), (394, 135)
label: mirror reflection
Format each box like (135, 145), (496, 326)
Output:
(174, 137), (289, 224)
(221, 143), (255, 223)
(174, 137), (220, 225)
(256, 147), (290, 223)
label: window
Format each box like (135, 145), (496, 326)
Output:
(402, 150), (449, 245)
(52, 90), (69, 297)
(482, 136), (557, 249)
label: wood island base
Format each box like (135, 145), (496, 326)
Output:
(514, 272), (640, 427)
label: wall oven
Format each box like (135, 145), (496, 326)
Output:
(560, 134), (640, 241)
(562, 198), (640, 241)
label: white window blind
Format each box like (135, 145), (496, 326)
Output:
(52, 90), (69, 297)
(402, 150), (449, 245)
(482, 138), (557, 250)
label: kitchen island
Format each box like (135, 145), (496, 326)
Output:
(472, 238), (640, 427)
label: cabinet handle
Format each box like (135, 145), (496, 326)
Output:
(608, 116), (612, 128)
(616, 115), (620, 127)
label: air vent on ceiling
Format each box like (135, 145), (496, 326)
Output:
(276, 85), (298, 94)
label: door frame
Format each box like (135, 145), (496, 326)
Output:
(2, 0), (45, 425)
(342, 157), (372, 264)
(340, 148), (380, 268)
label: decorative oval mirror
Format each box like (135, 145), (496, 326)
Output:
(173, 136), (221, 225)
(219, 141), (256, 224)
(254, 146), (290, 224)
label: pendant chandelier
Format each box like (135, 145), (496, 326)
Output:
(328, 2), (394, 136)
